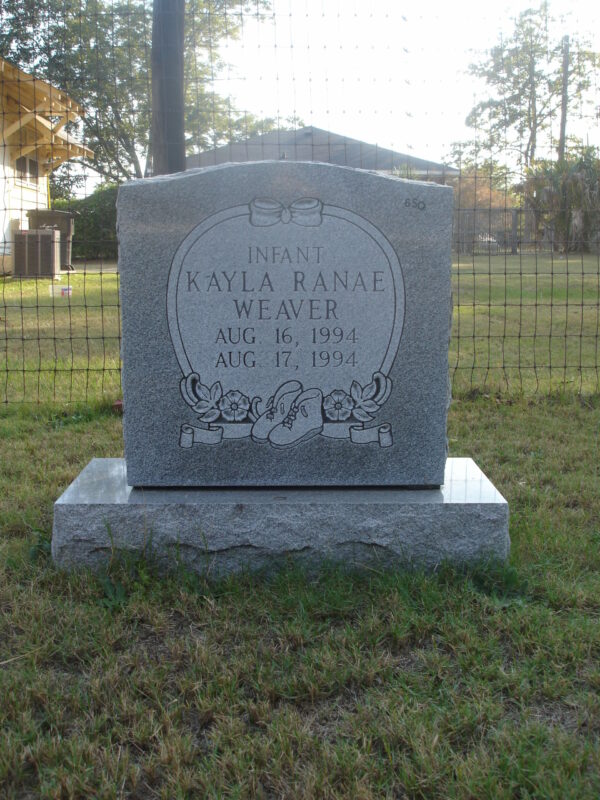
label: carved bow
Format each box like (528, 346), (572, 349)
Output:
(249, 197), (323, 227)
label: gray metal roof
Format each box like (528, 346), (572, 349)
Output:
(186, 126), (458, 176)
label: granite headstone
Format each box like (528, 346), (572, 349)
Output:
(117, 161), (453, 487)
(53, 161), (510, 573)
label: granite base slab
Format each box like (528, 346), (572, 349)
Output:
(52, 458), (509, 576)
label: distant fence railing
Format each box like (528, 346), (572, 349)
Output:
(1, 0), (599, 401)
(1, 235), (599, 403)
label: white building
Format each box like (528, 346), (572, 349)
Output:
(0, 57), (92, 274)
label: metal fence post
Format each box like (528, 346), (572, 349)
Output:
(151, 0), (186, 176)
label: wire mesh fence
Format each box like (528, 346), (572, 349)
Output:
(1, 1), (599, 403)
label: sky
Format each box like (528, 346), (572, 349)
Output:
(217, 0), (600, 164)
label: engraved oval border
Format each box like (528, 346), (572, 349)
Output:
(166, 202), (405, 382)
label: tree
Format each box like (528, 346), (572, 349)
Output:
(54, 184), (119, 259)
(520, 147), (600, 252)
(464, 2), (599, 168)
(0, 0), (277, 184)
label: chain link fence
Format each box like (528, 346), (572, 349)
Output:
(1, 1), (599, 402)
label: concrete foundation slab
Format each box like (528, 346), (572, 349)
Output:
(52, 458), (509, 576)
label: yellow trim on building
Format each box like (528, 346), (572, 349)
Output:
(1, 56), (93, 175)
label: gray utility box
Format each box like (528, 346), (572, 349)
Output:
(13, 229), (61, 278)
(27, 209), (75, 270)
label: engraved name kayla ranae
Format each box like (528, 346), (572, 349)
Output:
(184, 243), (387, 372)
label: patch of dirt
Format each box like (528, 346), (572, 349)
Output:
(504, 699), (587, 734)
(526, 700), (584, 733)
(293, 688), (364, 743)
(386, 645), (432, 674)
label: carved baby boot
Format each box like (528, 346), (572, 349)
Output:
(268, 388), (324, 448)
(251, 380), (303, 443)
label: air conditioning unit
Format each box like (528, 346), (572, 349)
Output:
(13, 229), (61, 278)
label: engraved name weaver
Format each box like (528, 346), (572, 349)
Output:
(167, 196), (404, 450)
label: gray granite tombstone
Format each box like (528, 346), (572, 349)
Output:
(52, 161), (510, 574)
(117, 161), (453, 487)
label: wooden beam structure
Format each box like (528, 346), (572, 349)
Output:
(0, 56), (93, 174)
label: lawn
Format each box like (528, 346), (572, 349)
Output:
(1, 394), (599, 798)
(1, 252), (599, 403)
(451, 252), (600, 394)
(1, 268), (121, 404)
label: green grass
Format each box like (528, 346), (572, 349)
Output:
(1, 395), (599, 797)
(1, 252), (599, 402)
(1, 271), (121, 403)
(451, 252), (600, 394)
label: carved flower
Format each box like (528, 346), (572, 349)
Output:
(323, 390), (354, 421)
(218, 390), (250, 422)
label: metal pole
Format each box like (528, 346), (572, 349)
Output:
(558, 35), (569, 163)
(151, 0), (185, 176)
(511, 208), (519, 255)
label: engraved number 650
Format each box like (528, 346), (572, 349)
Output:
(405, 198), (426, 211)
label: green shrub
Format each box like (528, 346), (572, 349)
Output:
(54, 184), (118, 260)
